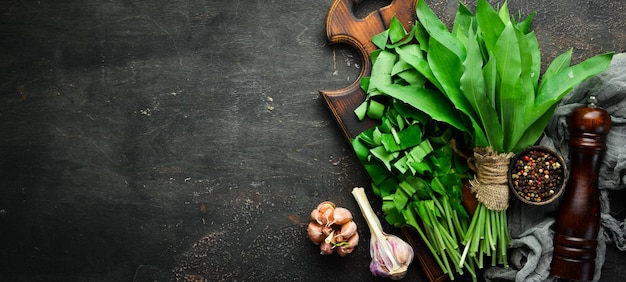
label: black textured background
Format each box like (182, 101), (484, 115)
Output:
(1, 0), (626, 281)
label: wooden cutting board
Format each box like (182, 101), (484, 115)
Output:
(319, 1), (448, 281)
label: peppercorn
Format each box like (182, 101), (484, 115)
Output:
(510, 149), (565, 203)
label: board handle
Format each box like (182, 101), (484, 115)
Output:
(319, 0), (417, 139)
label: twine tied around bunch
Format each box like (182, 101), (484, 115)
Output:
(468, 147), (514, 211)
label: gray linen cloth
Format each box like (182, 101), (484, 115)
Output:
(484, 52), (626, 282)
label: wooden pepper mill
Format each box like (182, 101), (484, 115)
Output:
(551, 96), (612, 281)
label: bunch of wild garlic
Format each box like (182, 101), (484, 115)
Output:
(353, 0), (613, 279)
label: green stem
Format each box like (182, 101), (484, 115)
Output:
(442, 197), (459, 243)
(411, 215), (450, 274)
(499, 210), (510, 267)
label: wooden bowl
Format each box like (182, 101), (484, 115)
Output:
(508, 146), (567, 205)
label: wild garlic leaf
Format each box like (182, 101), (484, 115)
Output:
(363, 163), (389, 187)
(372, 29), (390, 50)
(391, 59), (413, 76)
(476, 0), (505, 53)
(514, 25), (537, 102)
(354, 100), (369, 121)
(510, 104), (557, 152)
(384, 203), (406, 228)
(516, 11), (536, 34)
(401, 207), (421, 231)
(460, 27), (503, 151)
(388, 16), (408, 44)
(371, 146), (397, 171)
(376, 84), (470, 132)
(525, 31), (541, 93)
(367, 50), (397, 96)
(451, 2), (474, 44)
(497, 1), (511, 24)
(412, 22), (430, 52)
(408, 140), (434, 164)
(381, 132), (402, 152)
(395, 44), (442, 91)
(393, 188), (411, 214)
(366, 99), (386, 120)
(483, 56), (498, 117)
(397, 126), (423, 150)
(428, 37), (491, 148)
(430, 177), (448, 197)
(417, 0), (465, 59)
(493, 22), (525, 152)
(542, 49), (573, 83)
(352, 136), (372, 161)
(427, 38), (464, 103)
(536, 52), (613, 107)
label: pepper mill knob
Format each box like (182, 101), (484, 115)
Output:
(569, 96), (612, 139)
(550, 96), (612, 281)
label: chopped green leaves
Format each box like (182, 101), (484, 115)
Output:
(352, 101), (473, 279)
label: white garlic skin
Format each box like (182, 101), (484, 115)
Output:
(369, 234), (414, 280)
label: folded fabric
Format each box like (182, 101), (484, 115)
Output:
(485, 218), (555, 282)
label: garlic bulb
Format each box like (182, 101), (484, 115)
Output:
(352, 187), (414, 280)
(306, 201), (358, 256)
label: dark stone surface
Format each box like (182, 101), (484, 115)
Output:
(0, 0), (625, 281)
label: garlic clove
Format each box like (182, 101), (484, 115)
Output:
(316, 201), (335, 226)
(317, 201), (335, 215)
(388, 234), (414, 265)
(346, 231), (359, 247)
(322, 223), (333, 237)
(310, 208), (322, 225)
(317, 201), (336, 211)
(322, 206), (334, 226)
(337, 232), (360, 257)
(307, 221), (325, 245)
(320, 241), (335, 255)
(311, 201), (334, 225)
(334, 220), (357, 242)
(336, 246), (353, 257)
(329, 207), (353, 226)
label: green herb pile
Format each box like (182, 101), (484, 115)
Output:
(351, 0), (613, 280)
(352, 101), (476, 279)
